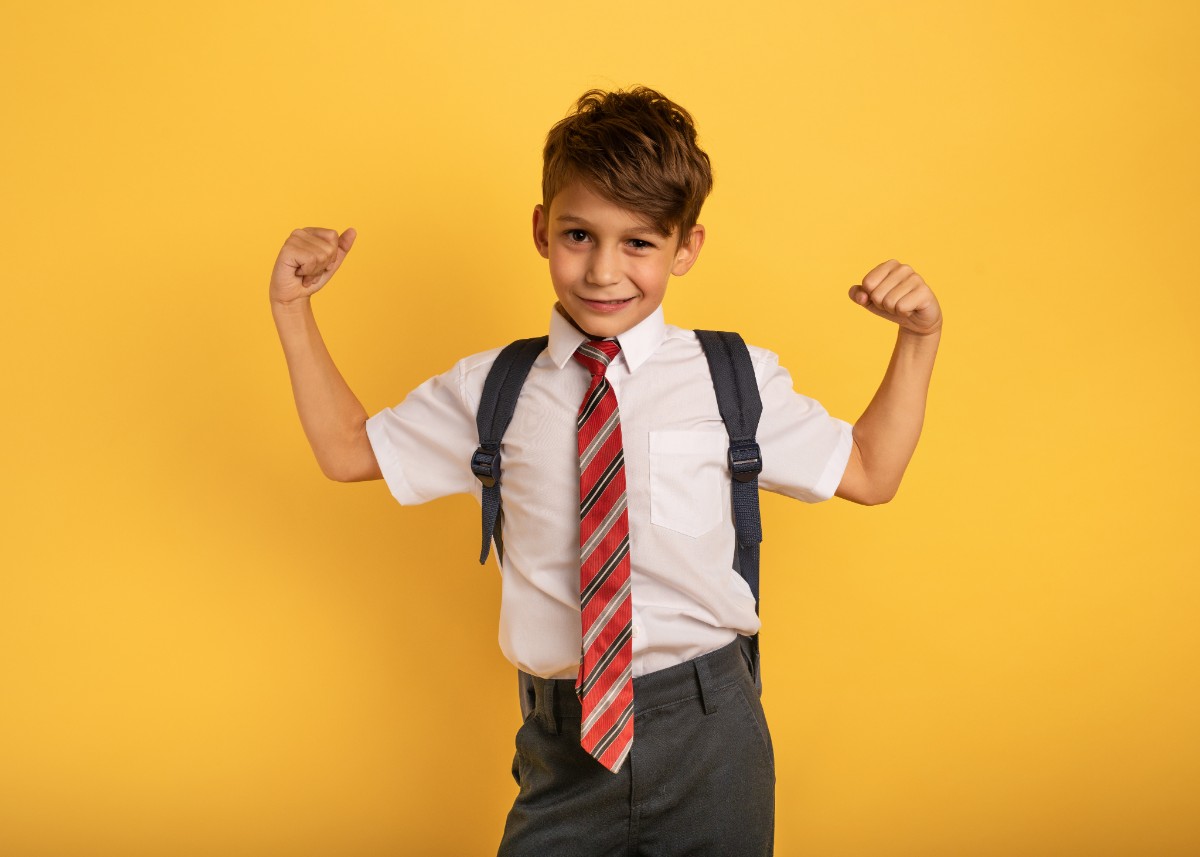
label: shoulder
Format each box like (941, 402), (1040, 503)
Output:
(395, 345), (506, 417)
(742, 341), (781, 371)
(450, 337), (541, 376)
(663, 323), (782, 385)
(449, 337), (555, 401)
(456, 343), (506, 380)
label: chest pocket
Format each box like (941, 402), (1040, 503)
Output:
(647, 430), (728, 538)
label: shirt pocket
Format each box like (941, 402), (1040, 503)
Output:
(647, 430), (727, 538)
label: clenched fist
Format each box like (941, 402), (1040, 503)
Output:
(848, 259), (942, 336)
(270, 227), (357, 306)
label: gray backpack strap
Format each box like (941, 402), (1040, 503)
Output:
(695, 330), (764, 691)
(471, 335), (549, 565)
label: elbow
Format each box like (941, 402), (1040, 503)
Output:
(845, 489), (888, 506)
(836, 482), (893, 506)
(844, 478), (897, 506)
(319, 449), (381, 483)
(320, 461), (356, 483)
(315, 424), (379, 483)
(320, 458), (377, 483)
(836, 437), (898, 506)
(866, 481), (900, 506)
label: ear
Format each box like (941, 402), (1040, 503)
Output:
(532, 204), (550, 259)
(670, 224), (706, 276)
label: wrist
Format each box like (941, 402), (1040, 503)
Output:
(899, 322), (941, 341)
(270, 294), (313, 316)
(896, 324), (941, 358)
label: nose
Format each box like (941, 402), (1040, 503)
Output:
(585, 245), (621, 287)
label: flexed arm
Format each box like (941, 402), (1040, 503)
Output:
(269, 226), (382, 482)
(834, 259), (942, 505)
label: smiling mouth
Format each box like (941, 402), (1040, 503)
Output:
(577, 296), (635, 314)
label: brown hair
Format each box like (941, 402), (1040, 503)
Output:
(541, 86), (713, 241)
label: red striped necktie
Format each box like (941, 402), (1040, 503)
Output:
(572, 339), (635, 774)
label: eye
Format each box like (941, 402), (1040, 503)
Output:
(628, 239), (655, 250)
(564, 229), (589, 243)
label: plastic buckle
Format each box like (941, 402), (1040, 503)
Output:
(728, 442), (762, 483)
(471, 446), (501, 488)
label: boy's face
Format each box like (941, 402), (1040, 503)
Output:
(532, 181), (705, 339)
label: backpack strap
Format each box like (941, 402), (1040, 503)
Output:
(471, 335), (549, 565)
(695, 330), (765, 691)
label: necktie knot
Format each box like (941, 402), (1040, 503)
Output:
(573, 339), (621, 378)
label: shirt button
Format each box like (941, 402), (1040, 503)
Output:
(632, 626), (640, 637)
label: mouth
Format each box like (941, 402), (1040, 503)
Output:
(579, 296), (636, 313)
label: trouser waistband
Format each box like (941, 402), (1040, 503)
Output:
(517, 634), (759, 734)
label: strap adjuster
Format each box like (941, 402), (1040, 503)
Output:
(728, 442), (762, 483)
(471, 446), (501, 488)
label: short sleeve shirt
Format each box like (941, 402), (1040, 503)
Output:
(366, 304), (854, 679)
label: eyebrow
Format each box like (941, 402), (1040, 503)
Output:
(555, 214), (661, 236)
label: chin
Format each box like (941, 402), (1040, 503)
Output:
(560, 305), (631, 338)
(580, 316), (638, 338)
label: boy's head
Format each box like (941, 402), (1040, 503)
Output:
(533, 86), (714, 339)
(541, 86), (714, 241)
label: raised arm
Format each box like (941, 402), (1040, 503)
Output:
(269, 226), (382, 483)
(834, 259), (942, 506)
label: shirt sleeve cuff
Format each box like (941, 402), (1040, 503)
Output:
(365, 410), (424, 505)
(809, 418), (855, 502)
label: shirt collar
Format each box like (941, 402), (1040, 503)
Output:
(547, 303), (667, 374)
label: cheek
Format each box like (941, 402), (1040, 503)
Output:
(632, 263), (670, 295)
(547, 254), (576, 290)
(549, 255), (576, 291)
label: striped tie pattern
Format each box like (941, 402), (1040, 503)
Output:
(572, 339), (634, 774)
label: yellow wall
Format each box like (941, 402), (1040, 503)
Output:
(3, 1), (1197, 854)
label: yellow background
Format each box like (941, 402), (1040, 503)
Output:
(2, 1), (1197, 854)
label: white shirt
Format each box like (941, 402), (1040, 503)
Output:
(366, 305), (854, 679)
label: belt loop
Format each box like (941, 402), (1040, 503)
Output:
(695, 656), (718, 715)
(518, 671), (535, 721)
(537, 679), (561, 735)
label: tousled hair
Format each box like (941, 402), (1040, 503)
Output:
(542, 86), (713, 241)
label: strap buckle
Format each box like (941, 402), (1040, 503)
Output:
(728, 442), (762, 483)
(471, 445), (501, 488)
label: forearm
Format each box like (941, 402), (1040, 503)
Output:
(271, 297), (380, 482)
(852, 326), (941, 503)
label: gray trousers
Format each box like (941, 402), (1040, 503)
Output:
(497, 635), (775, 857)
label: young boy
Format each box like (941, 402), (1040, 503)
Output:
(269, 86), (942, 856)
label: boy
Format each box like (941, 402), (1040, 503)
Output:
(269, 86), (942, 856)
